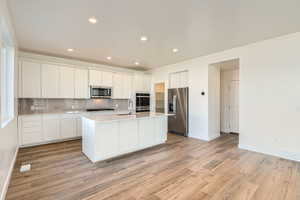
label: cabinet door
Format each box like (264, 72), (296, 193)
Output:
(180, 71), (188, 88)
(43, 114), (60, 141)
(143, 74), (151, 92)
(76, 118), (82, 136)
(169, 72), (180, 89)
(95, 122), (119, 158)
(60, 115), (77, 139)
(123, 74), (133, 99)
(101, 71), (113, 87)
(113, 73), (123, 99)
(21, 61), (41, 98)
(134, 74), (144, 92)
(19, 115), (43, 145)
(75, 69), (88, 99)
(42, 64), (59, 98)
(60, 67), (75, 98)
(139, 118), (156, 147)
(89, 70), (101, 86)
(119, 120), (139, 153)
(155, 116), (167, 143)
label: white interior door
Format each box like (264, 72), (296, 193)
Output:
(229, 81), (239, 133)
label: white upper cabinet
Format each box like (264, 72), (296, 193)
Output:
(169, 72), (179, 88)
(180, 71), (188, 87)
(123, 74), (133, 99)
(134, 74), (143, 92)
(20, 61), (41, 98)
(134, 74), (151, 92)
(89, 70), (101, 86)
(169, 71), (188, 89)
(75, 69), (89, 99)
(19, 58), (142, 99)
(42, 64), (60, 98)
(143, 74), (151, 92)
(59, 67), (75, 98)
(101, 71), (113, 87)
(113, 73), (133, 99)
(112, 73), (123, 99)
(89, 70), (113, 87)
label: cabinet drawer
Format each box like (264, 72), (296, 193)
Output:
(22, 132), (43, 145)
(22, 121), (42, 128)
(43, 114), (61, 120)
(21, 115), (42, 122)
(60, 113), (79, 119)
(22, 126), (42, 134)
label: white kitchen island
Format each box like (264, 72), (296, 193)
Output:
(81, 112), (168, 163)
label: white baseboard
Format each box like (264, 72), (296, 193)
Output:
(239, 144), (300, 162)
(208, 134), (220, 141)
(20, 136), (81, 148)
(0, 147), (18, 200)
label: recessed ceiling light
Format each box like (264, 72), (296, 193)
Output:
(106, 56), (112, 60)
(67, 48), (74, 52)
(88, 17), (98, 24)
(134, 61), (140, 66)
(172, 48), (179, 53)
(140, 36), (148, 42)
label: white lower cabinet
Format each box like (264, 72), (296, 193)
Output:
(119, 120), (139, 153)
(43, 114), (60, 141)
(155, 116), (167, 143)
(60, 114), (77, 139)
(95, 122), (119, 160)
(76, 118), (82, 136)
(139, 118), (156, 148)
(18, 114), (82, 146)
(82, 115), (168, 162)
(18, 115), (43, 145)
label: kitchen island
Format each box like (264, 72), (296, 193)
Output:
(81, 112), (168, 163)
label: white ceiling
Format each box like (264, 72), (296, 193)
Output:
(8, 0), (300, 69)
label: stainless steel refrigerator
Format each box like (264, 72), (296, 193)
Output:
(168, 87), (189, 137)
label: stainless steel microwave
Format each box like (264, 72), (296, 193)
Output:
(90, 86), (112, 99)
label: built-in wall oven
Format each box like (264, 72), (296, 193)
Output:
(136, 93), (150, 112)
(90, 86), (112, 99)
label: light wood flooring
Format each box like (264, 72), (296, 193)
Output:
(6, 134), (300, 200)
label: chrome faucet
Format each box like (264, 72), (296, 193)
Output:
(128, 99), (134, 115)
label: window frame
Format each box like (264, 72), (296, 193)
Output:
(0, 21), (15, 128)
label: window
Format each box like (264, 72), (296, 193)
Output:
(0, 24), (15, 128)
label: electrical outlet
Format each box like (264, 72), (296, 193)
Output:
(20, 164), (31, 172)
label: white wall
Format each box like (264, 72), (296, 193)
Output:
(151, 32), (300, 161)
(208, 64), (220, 140)
(0, 0), (19, 199)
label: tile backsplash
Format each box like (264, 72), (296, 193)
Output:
(19, 98), (129, 115)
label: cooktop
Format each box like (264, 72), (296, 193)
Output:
(86, 108), (115, 112)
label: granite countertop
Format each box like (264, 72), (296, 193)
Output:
(82, 112), (172, 123)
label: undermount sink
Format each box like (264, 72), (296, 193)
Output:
(65, 111), (80, 114)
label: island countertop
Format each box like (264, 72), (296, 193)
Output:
(82, 112), (169, 162)
(81, 112), (172, 123)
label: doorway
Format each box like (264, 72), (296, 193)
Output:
(209, 59), (239, 139)
(154, 83), (165, 113)
(220, 60), (239, 134)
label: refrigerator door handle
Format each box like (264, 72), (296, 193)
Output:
(173, 95), (177, 115)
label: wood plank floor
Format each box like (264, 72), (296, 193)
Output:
(6, 134), (300, 200)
